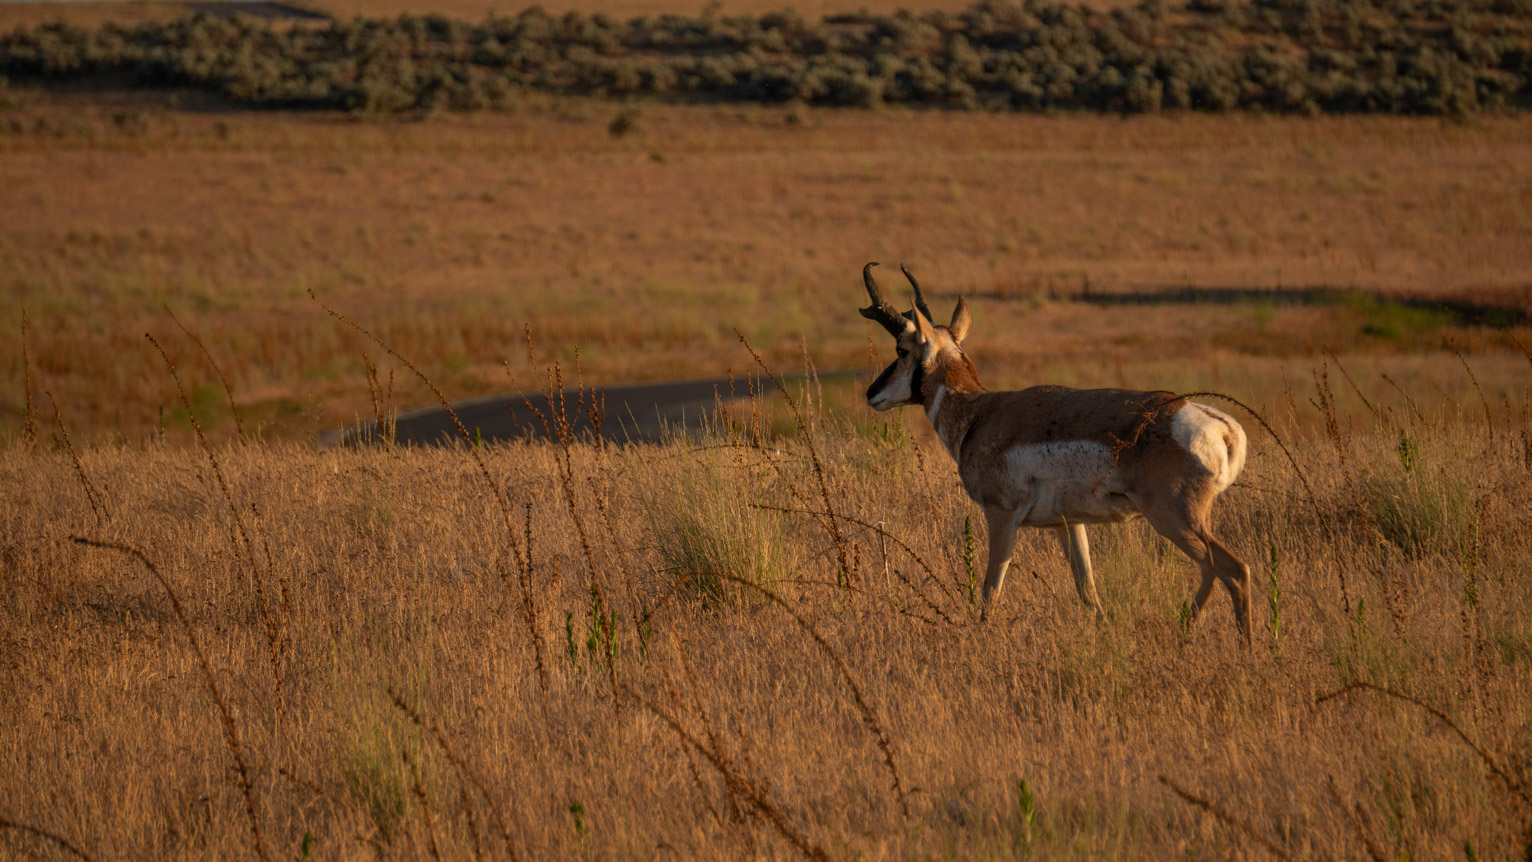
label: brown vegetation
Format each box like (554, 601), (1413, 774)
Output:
(0, 0), (1179, 31)
(6, 0), (1528, 114)
(2, 24), (1530, 853)
(3, 94), (1530, 441)
(2, 359), (1529, 858)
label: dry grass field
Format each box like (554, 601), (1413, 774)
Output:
(4, 88), (1531, 442)
(2, 5), (1531, 857)
(2, 371), (1530, 859)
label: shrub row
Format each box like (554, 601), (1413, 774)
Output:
(1, 0), (1528, 114)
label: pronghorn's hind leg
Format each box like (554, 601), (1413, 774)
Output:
(978, 506), (1023, 622)
(1054, 523), (1105, 620)
(1204, 534), (1252, 642)
(1132, 489), (1253, 644)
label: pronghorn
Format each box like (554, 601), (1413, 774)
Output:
(858, 263), (1253, 641)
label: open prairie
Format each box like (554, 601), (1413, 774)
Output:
(4, 92), (1531, 441)
(3, 1), (1532, 858)
(3, 378), (1532, 859)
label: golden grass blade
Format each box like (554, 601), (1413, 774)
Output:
(68, 536), (270, 862)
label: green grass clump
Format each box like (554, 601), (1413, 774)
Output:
(630, 443), (795, 601)
(1363, 430), (1473, 558)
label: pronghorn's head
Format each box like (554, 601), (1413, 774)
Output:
(859, 262), (973, 411)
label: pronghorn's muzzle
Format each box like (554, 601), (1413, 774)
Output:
(866, 365), (894, 401)
(866, 363), (902, 410)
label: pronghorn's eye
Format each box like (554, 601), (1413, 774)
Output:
(896, 348), (909, 358)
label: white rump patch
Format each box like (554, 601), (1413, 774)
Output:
(1171, 403), (1247, 492)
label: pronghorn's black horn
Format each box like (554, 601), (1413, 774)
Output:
(859, 262), (907, 337)
(900, 263), (933, 323)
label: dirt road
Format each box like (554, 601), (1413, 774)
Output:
(334, 371), (851, 446)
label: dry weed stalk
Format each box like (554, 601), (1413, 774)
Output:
(1324, 775), (1386, 862)
(1104, 389), (1328, 540)
(310, 291), (550, 699)
(1458, 519), (1485, 714)
(362, 352), (397, 446)
(1504, 330), (1532, 371)
(549, 369), (620, 708)
(1379, 374), (1426, 425)
(1313, 368), (1361, 613)
(516, 502), (549, 699)
(707, 571), (909, 819)
(623, 684), (828, 862)
(404, 747), (445, 862)
(1325, 351), (1382, 421)
(910, 432), (942, 524)
(387, 687), (519, 860)
(1454, 350), (1496, 444)
(755, 503), (955, 624)
(46, 391), (107, 525)
(20, 309), (37, 449)
(458, 785), (486, 862)
(1281, 371), (1302, 433)
(165, 304), (247, 438)
(146, 333), (286, 719)
(679, 741), (729, 834)
(587, 476), (645, 648)
(251, 501), (295, 625)
(506, 343), (619, 709)
(68, 537), (270, 862)
(672, 650), (755, 846)
(1316, 682), (1531, 815)
(735, 330), (854, 589)
(0, 814), (94, 862)
(1158, 775), (1292, 861)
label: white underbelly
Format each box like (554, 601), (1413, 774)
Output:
(980, 441), (1142, 526)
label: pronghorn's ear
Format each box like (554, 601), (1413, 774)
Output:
(911, 303), (937, 345)
(948, 297), (971, 344)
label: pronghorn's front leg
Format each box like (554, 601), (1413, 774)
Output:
(978, 506), (1023, 622)
(1055, 523), (1106, 620)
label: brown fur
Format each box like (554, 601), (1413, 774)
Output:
(865, 303), (1252, 642)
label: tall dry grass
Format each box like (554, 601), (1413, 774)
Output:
(2, 349), (1529, 860)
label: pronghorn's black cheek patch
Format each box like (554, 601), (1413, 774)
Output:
(867, 363), (897, 401)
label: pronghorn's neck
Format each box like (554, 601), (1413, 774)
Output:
(919, 356), (984, 461)
(925, 385), (946, 426)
